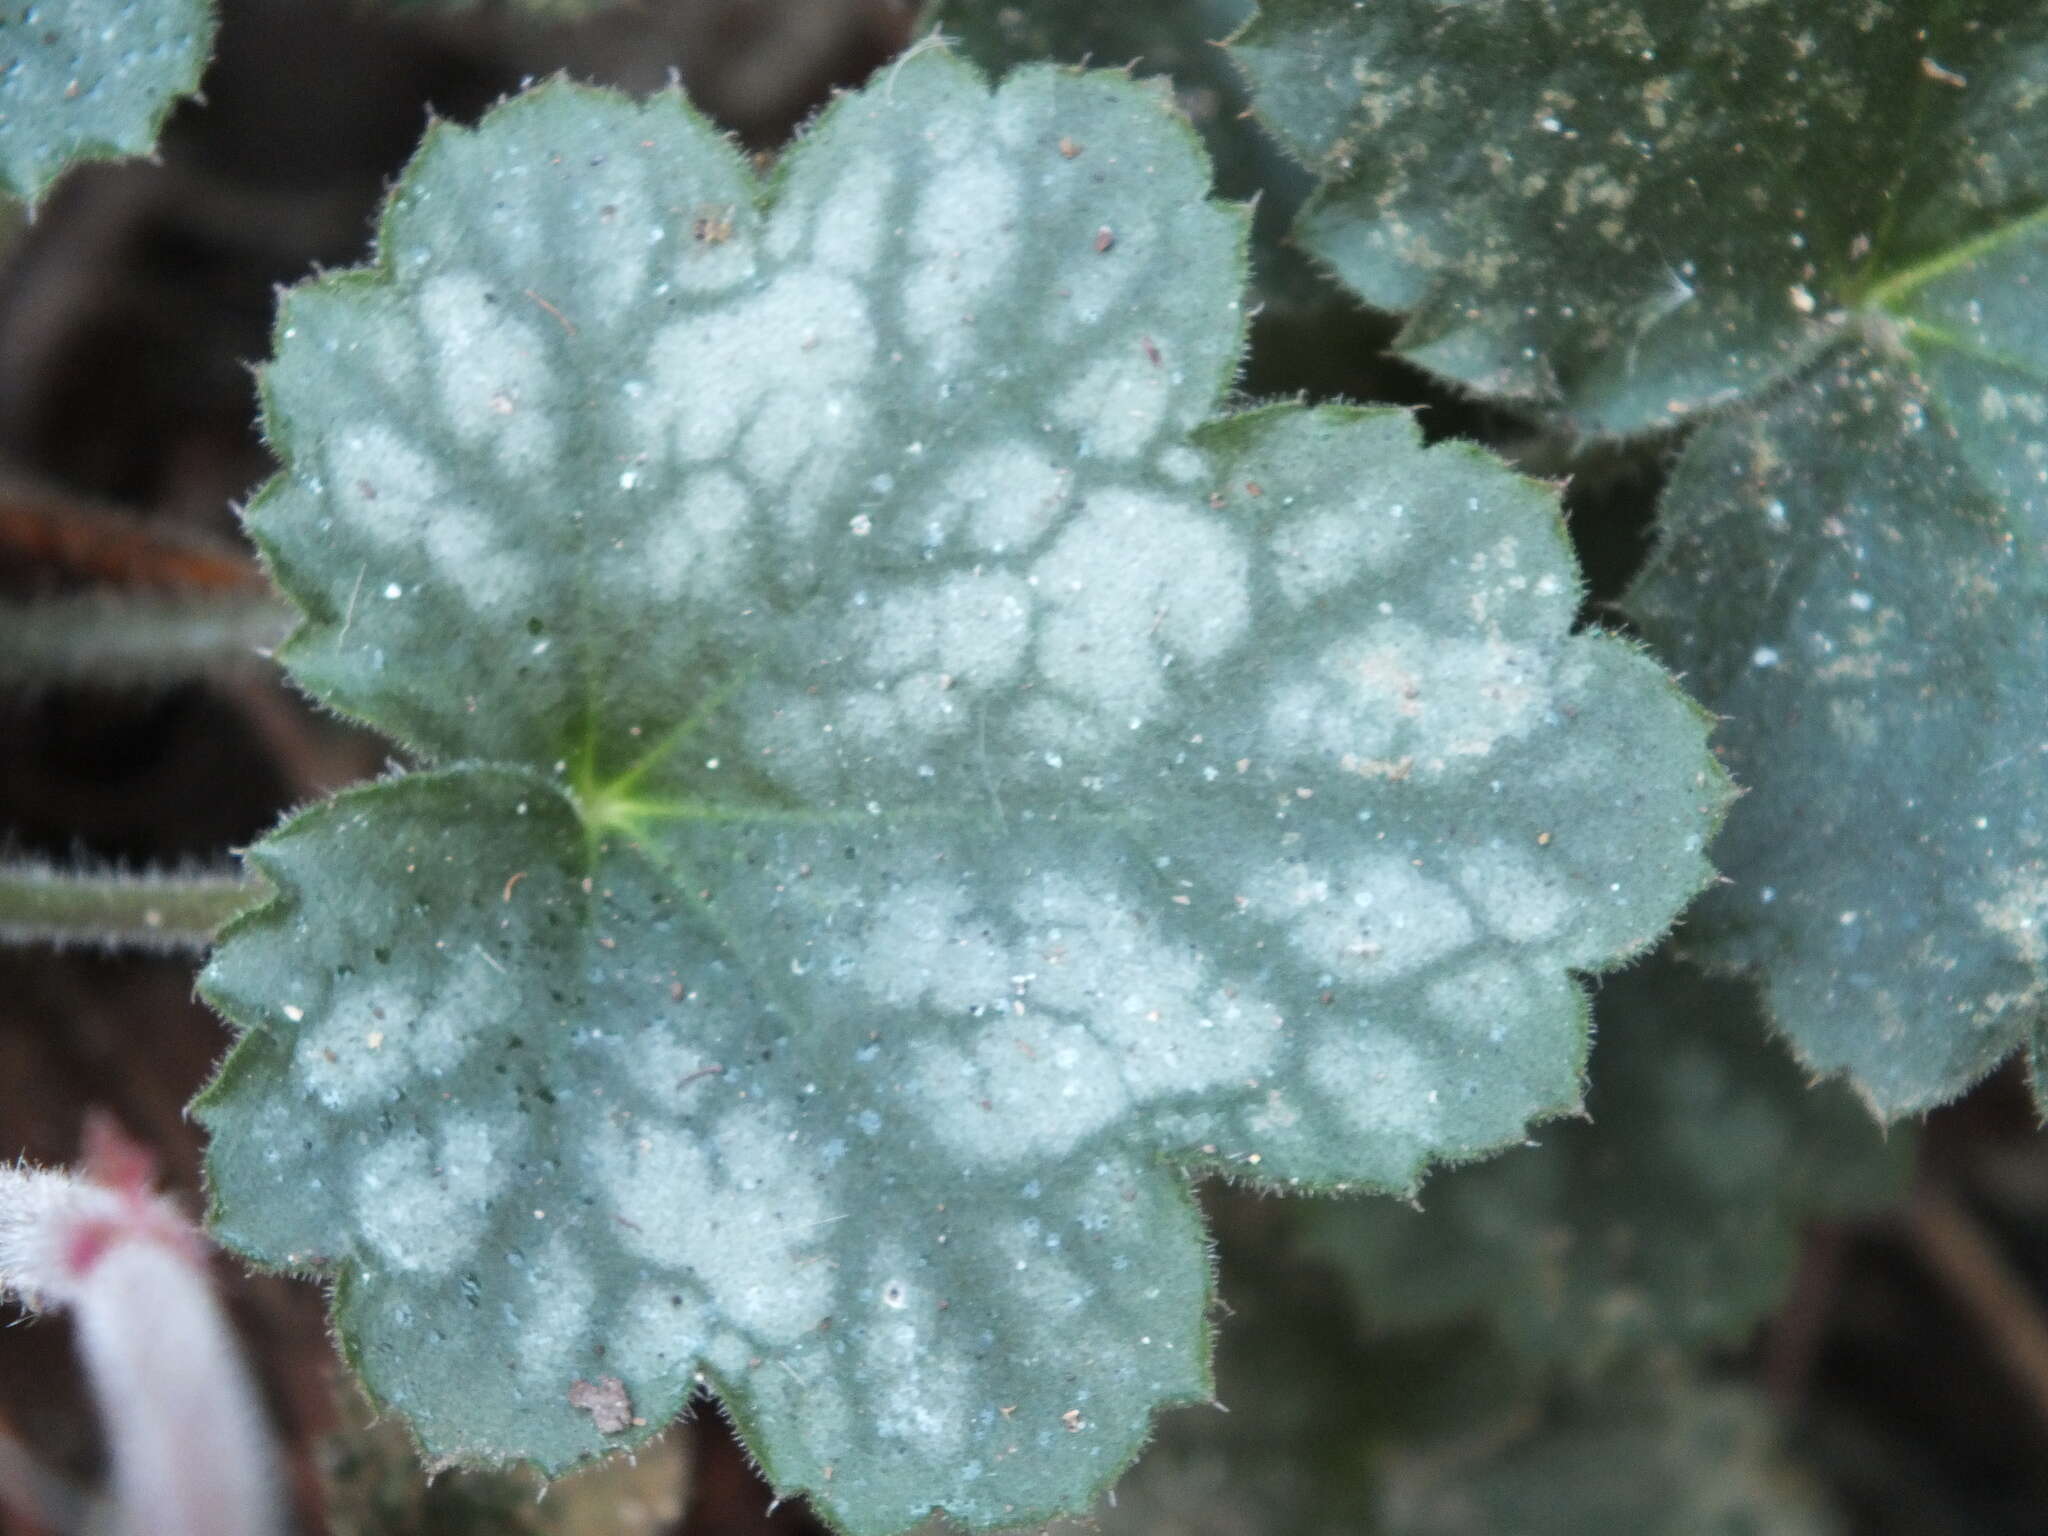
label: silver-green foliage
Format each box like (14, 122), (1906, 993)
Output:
(0, 0), (216, 204)
(927, 1), (1316, 297)
(1232, 0), (2048, 1116)
(1296, 956), (1911, 1372)
(195, 55), (1724, 1535)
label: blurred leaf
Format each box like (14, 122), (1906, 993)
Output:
(1235, 0), (2048, 1115)
(1296, 954), (1910, 1368)
(0, 0), (216, 205)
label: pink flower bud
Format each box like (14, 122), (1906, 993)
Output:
(0, 1114), (282, 1536)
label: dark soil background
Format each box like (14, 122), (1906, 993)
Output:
(4, 3), (2048, 1532)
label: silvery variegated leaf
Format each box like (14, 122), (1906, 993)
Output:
(196, 56), (1724, 1535)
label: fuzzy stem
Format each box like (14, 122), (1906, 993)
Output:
(0, 591), (292, 689)
(0, 473), (265, 593)
(0, 863), (267, 952)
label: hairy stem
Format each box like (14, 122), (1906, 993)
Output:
(0, 592), (291, 689)
(0, 472), (265, 593)
(0, 862), (267, 951)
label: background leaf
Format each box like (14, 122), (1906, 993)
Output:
(197, 55), (1724, 1535)
(1295, 953), (1911, 1368)
(1035, 1236), (1841, 1536)
(1229, 0), (2048, 436)
(0, 0), (217, 205)
(1234, 0), (2048, 1114)
(1629, 331), (2048, 1113)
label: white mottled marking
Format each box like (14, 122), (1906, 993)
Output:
(855, 879), (1013, 1013)
(613, 1281), (715, 1380)
(902, 150), (1019, 371)
(1054, 351), (1173, 459)
(1310, 1033), (1442, 1144)
(1424, 957), (1536, 1042)
(912, 1018), (1130, 1164)
(586, 1108), (833, 1344)
(513, 1236), (594, 1385)
(638, 272), (874, 512)
(1266, 619), (1550, 776)
(1018, 875), (1278, 1100)
(863, 1246), (972, 1455)
(292, 970), (496, 1109)
(673, 211), (759, 294)
(1251, 855), (1475, 982)
(1273, 508), (1412, 606)
(354, 1116), (508, 1273)
(863, 569), (1032, 687)
(1453, 844), (1573, 944)
(942, 442), (1072, 554)
(645, 471), (753, 600)
(810, 161), (896, 277)
(417, 271), (559, 476)
(1034, 490), (1249, 717)
(575, 160), (657, 316)
(327, 423), (536, 606)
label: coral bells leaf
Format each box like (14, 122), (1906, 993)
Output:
(194, 56), (1725, 1535)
